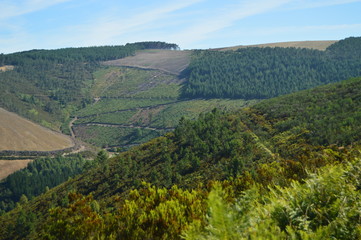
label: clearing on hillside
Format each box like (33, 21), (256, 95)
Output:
(0, 65), (15, 72)
(0, 160), (33, 180)
(218, 40), (337, 51)
(102, 49), (191, 75)
(0, 108), (74, 151)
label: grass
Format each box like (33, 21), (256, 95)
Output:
(149, 99), (260, 128)
(75, 109), (138, 125)
(0, 108), (73, 151)
(76, 98), (174, 117)
(102, 49), (191, 75)
(91, 67), (179, 98)
(73, 125), (165, 148)
(0, 160), (33, 180)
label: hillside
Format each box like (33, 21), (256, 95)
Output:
(1, 38), (360, 150)
(0, 160), (32, 180)
(0, 108), (73, 152)
(218, 40), (337, 51)
(103, 49), (191, 75)
(181, 37), (361, 99)
(2, 76), (361, 239)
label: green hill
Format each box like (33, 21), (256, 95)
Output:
(2, 76), (361, 239)
(1, 38), (361, 151)
(181, 37), (361, 99)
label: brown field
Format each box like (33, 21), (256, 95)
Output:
(218, 40), (338, 51)
(0, 159), (32, 180)
(0, 65), (15, 72)
(103, 50), (191, 75)
(0, 108), (74, 151)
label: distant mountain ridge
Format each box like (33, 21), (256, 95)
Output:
(217, 40), (337, 51)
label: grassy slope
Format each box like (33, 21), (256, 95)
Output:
(2, 77), (361, 239)
(73, 62), (258, 148)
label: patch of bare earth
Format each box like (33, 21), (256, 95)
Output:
(218, 40), (338, 51)
(0, 65), (15, 72)
(103, 50), (191, 75)
(0, 160), (33, 180)
(0, 108), (74, 151)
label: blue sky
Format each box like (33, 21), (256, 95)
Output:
(1, 0), (361, 53)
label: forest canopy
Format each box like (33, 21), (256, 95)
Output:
(180, 37), (361, 99)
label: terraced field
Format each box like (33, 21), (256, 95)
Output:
(68, 48), (265, 148)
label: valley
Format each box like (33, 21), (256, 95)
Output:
(1, 38), (361, 239)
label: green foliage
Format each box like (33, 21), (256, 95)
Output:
(181, 37), (361, 99)
(45, 192), (108, 240)
(3, 77), (361, 239)
(0, 42), (176, 128)
(112, 182), (206, 239)
(0, 155), (87, 213)
(184, 160), (361, 239)
(254, 77), (361, 146)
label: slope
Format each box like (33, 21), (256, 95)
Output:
(181, 37), (361, 99)
(2, 76), (361, 239)
(218, 40), (337, 51)
(103, 49), (191, 75)
(0, 108), (73, 152)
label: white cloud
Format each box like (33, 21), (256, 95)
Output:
(0, 0), (72, 19)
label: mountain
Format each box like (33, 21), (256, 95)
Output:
(1, 76), (361, 239)
(1, 38), (361, 151)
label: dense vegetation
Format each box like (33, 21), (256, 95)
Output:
(72, 65), (256, 148)
(0, 154), (88, 214)
(2, 77), (361, 239)
(181, 37), (361, 99)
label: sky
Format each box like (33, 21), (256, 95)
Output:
(0, 0), (361, 53)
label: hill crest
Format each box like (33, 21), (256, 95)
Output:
(216, 40), (337, 51)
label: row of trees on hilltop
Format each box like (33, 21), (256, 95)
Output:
(181, 37), (361, 99)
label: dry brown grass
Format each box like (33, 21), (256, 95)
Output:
(0, 108), (74, 151)
(0, 159), (32, 180)
(217, 40), (338, 51)
(0, 65), (14, 72)
(103, 50), (191, 75)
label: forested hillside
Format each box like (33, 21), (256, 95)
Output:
(2, 38), (361, 150)
(0, 154), (88, 214)
(2, 77), (361, 239)
(0, 42), (178, 129)
(181, 37), (361, 99)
